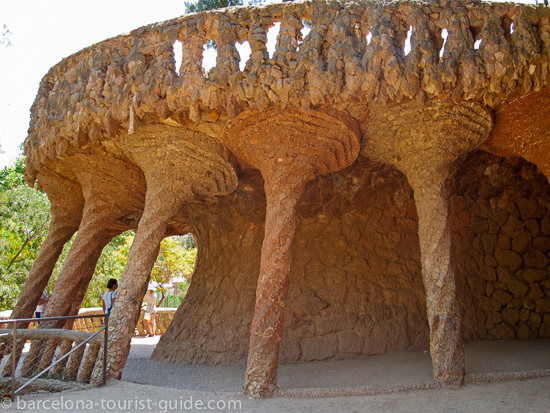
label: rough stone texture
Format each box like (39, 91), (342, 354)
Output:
(482, 89), (550, 178)
(41, 156), (147, 324)
(17, 0), (550, 397)
(91, 125), (237, 385)
(10, 170), (83, 321)
(153, 171), (266, 365)
(153, 159), (429, 366)
(450, 151), (550, 341)
(362, 99), (493, 387)
(223, 107), (360, 396)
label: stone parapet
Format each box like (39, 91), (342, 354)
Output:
(24, 0), (550, 182)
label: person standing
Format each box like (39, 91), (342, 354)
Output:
(144, 286), (157, 337)
(35, 289), (49, 319)
(102, 278), (118, 316)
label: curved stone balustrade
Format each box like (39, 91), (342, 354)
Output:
(24, 0), (550, 182)
(0, 328), (103, 384)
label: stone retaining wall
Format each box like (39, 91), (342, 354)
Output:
(452, 150), (550, 341)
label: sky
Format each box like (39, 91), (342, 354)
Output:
(0, 0), (191, 167)
(0, 0), (539, 168)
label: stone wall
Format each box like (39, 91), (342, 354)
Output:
(154, 171), (265, 365)
(451, 150), (550, 341)
(285, 158), (428, 362)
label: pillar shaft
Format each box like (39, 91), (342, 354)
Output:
(244, 178), (305, 397)
(413, 179), (464, 387)
(90, 125), (237, 385)
(91, 201), (169, 384)
(40, 155), (145, 327)
(222, 108), (359, 397)
(41, 220), (117, 328)
(363, 100), (492, 387)
(10, 218), (78, 320)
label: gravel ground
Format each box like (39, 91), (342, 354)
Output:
(4, 338), (549, 412)
(123, 337), (550, 392)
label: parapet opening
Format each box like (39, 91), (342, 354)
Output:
(236, 41), (251, 71)
(366, 31), (372, 45)
(501, 15), (513, 44)
(172, 40), (183, 75)
(404, 26), (413, 56)
(266, 22), (281, 58)
(202, 41), (217, 74)
(144, 53), (154, 68)
(297, 18), (311, 51)
(439, 28), (449, 59)
(469, 24), (483, 52)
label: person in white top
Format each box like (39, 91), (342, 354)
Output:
(143, 286), (157, 337)
(102, 278), (118, 316)
(35, 289), (49, 319)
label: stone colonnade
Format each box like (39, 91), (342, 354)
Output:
(40, 156), (147, 327)
(10, 171), (83, 321)
(16, 103), (549, 396)
(14, 0), (550, 399)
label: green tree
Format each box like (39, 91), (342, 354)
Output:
(0, 159), (50, 310)
(0, 157), (26, 189)
(182, 232), (196, 249)
(1, 24), (12, 47)
(185, 0), (242, 13)
(151, 235), (197, 306)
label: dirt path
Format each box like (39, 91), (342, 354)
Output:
(4, 338), (550, 412)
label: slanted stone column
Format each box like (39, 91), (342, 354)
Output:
(91, 125), (237, 384)
(223, 108), (360, 397)
(11, 172), (83, 321)
(42, 222), (117, 325)
(363, 100), (493, 387)
(41, 156), (146, 327)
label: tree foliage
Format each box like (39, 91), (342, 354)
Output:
(0, 159), (50, 310)
(184, 0), (242, 13)
(0, 158), (26, 189)
(0, 158), (197, 311)
(151, 236), (197, 306)
(1, 24), (12, 47)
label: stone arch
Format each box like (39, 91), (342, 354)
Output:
(449, 150), (550, 342)
(284, 156), (429, 361)
(153, 170), (265, 365)
(154, 156), (430, 366)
